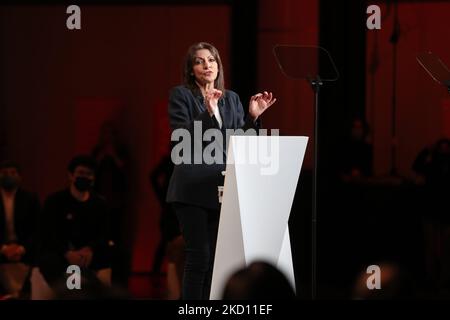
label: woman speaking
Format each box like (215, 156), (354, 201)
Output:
(166, 42), (276, 299)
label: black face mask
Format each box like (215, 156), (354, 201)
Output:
(74, 177), (94, 192)
(0, 176), (19, 192)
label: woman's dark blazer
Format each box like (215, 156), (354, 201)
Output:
(166, 85), (259, 210)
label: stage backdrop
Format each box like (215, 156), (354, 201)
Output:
(1, 5), (230, 273)
(366, 1), (450, 177)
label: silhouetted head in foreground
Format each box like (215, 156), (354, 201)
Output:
(222, 261), (296, 300)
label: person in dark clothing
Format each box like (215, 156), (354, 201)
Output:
(338, 118), (373, 181)
(150, 153), (180, 275)
(92, 122), (129, 240)
(92, 122), (131, 289)
(37, 155), (113, 291)
(413, 138), (450, 191)
(150, 154), (185, 299)
(413, 138), (450, 294)
(166, 42), (276, 300)
(0, 160), (40, 298)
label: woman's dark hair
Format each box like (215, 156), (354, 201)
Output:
(183, 42), (225, 96)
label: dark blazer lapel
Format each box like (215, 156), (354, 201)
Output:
(217, 98), (230, 159)
(190, 88), (206, 115)
(195, 95), (206, 114)
(218, 97), (228, 129)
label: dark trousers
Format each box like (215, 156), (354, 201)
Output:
(173, 203), (220, 300)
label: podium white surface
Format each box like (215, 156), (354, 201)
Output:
(210, 136), (308, 299)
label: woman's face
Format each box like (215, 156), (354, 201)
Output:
(192, 49), (218, 86)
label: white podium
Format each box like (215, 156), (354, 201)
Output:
(210, 136), (308, 299)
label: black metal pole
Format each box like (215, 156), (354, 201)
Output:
(311, 77), (322, 300)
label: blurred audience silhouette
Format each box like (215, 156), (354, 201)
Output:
(92, 122), (131, 289)
(0, 160), (40, 299)
(337, 118), (373, 182)
(35, 155), (114, 299)
(149, 153), (184, 299)
(413, 138), (450, 295)
(222, 261), (296, 300)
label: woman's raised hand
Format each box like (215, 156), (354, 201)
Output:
(204, 89), (223, 116)
(249, 91), (276, 120)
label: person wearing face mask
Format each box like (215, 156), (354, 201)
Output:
(0, 160), (40, 299)
(35, 155), (113, 296)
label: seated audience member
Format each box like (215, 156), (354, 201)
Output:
(36, 155), (114, 298)
(337, 118), (373, 181)
(51, 269), (131, 300)
(222, 261), (296, 300)
(413, 138), (450, 188)
(92, 122), (131, 288)
(0, 160), (40, 299)
(413, 138), (450, 294)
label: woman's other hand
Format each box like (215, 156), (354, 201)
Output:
(249, 91), (276, 121)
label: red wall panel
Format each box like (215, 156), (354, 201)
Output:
(257, 0), (319, 169)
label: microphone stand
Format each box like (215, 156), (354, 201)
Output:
(309, 76), (323, 300)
